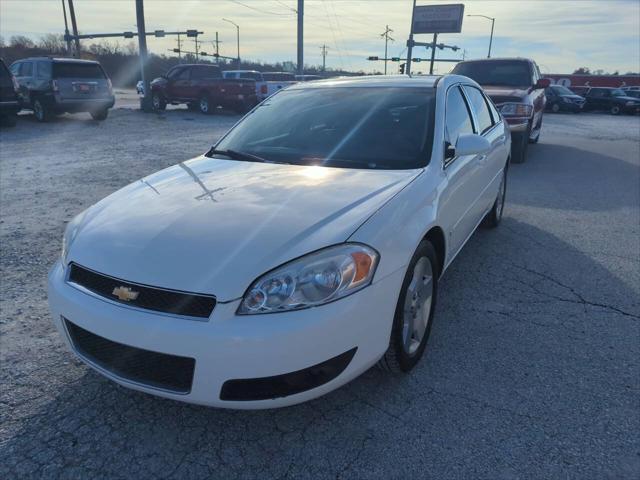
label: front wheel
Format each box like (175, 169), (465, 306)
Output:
(610, 105), (621, 115)
(151, 92), (166, 111)
(90, 109), (109, 121)
(199, 95), (213, 115)
(483, 166), (507, 228)
(551, 103), (561, 113)
(378, 240), (438, 373)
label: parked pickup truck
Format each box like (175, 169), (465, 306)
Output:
(223, 70), (269, 101)
(451, 58), (549, 163)
(262, 72), (297, 98)
(150, 64), (258, 114)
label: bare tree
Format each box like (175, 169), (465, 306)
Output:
(39, 34), (66, 54)
(10, 35), (35, 48)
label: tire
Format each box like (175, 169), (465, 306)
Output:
(90, 109), (109, 121)
(610, 104), (621, 115)
(378, 240), (439, 373)
(482, 166), (507, 228)
(551, 103), (560, 113)
(199, 95), (213, 115)
(511, 129), (529, 164)
(151, 92), (166, 111)
(32, 98), (51, 122)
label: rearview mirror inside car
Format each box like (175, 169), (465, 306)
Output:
(455, 134), (492, 157)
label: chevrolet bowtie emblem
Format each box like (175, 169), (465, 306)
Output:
(112, 286), (140, 302)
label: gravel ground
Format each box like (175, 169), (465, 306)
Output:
(1, 106), (639, 479)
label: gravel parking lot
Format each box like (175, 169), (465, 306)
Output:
(1, 105), (639, 479)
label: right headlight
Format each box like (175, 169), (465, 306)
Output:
(237, 243), (379, 315)
(499, 103), (533, 117)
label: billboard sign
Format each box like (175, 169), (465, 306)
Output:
(412, 4), (465, 34)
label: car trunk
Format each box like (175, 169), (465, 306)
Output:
(53, 62), (111, 100)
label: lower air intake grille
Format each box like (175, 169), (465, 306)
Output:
(65, 318), (195, 393)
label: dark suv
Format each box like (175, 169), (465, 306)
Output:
(0, 58), (20, 127)
(545, 84), (585, 113)
(582, 87), (640, 115)
(10, 57), (115, 121)
(451, 58), (549, 163)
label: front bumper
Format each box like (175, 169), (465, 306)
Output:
(505, 117), (530, 132)
(48, 260), (403, 409)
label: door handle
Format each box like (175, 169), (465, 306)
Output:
(478, 154), (487, 163)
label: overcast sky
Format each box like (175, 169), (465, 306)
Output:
(1, 0), (639, 74)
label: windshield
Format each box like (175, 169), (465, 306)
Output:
(551, 85), (575, 96)
(53, 62), (105, 79)
(452, 61), (532, 87)
(213, 87), (436, 170)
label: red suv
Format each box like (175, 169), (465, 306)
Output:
(451, 58), (549, 163)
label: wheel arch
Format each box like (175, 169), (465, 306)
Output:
(422, 226), (446, 278)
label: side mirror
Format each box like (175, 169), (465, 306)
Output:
(455, 133), (492, 156)
(535, 78), (551, 89)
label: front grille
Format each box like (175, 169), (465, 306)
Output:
(68, 263), (216, 318)
(64, 318), (195, 393)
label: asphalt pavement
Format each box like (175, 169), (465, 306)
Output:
(0, 107), (638, 479)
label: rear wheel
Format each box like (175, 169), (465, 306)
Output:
(610, 104), (621, 115)
(378, 240), (438, 373)
(551, 103), (560, 113)
(199, 95), (213, 115)
(511, 129), (529, 163)
(90, 109), (109, 121)
(151, 92), (166, 111)
(482, 166), (507, 228)
(32, 98), (51, 122)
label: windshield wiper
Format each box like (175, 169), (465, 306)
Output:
(207, 148), (268, 163)
(207, 148), (292, 165)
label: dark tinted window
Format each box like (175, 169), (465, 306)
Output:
(52, 62), (105, 79)
(214, 87), (436, 170)
(10, 63), (20, 76)
(463, 86), (494, 133)
(589, 88), (608, 98)
(445, 86), (474, 145)
(191, 65), (221, 79)
(263, 72), (295, 81)
(236, 72), (262, 81)
(20, 62), (33, 77)
(0, 61), (10, 80)
(551, 85), (574, 96)
(36, 61), (52, 78)
(452, 60), (532, 87)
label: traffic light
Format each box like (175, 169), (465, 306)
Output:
(412, 58), (422, 62)
(367, 56), (379, 61)
(124, 31), (134, 39)
(186, 30), (198, 38)
(154, 30), (165, 37)
(399, 63), (406, 74)
(391, 57), (400, 62)
(172, 48), (180, 53)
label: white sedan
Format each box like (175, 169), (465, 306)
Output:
(48, 75), (510, 409)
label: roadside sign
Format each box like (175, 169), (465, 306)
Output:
(412, 4), (465, 34)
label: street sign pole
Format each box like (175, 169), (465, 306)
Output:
(429, 33), (438, 74)
(135, 0), (152, 112)
(406, 0), (417, 75)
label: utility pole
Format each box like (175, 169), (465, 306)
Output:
(297, 0), (304, 75)
(380, 25), (394, 75)
(213, 32), (221, 64)
(135, 0), (152, 112)
(61, 0), (72, 55)
(194, 36), (199, 62)
(429, 33), (437, 74)
(222, 18), (240, 68)
(67, 0), (81, 57)
(177, 34), (182, 63)
(319, 44), (328, 72)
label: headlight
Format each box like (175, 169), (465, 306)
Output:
(625, 101), (637, 106)
(499, 103), (533, 117)
(562, 97), (573, 103)
(237, 243), (379, 314)
(61, 211), (86, 264)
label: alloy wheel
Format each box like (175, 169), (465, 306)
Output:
(402, 257), (434, 356)
(199, 97), (209, 114)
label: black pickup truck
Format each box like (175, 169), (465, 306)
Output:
(150, 64), (258, 114)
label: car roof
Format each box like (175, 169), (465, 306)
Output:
(225, 70), (260, 73)
(18, 57), (101, 64)
(287, 74), (457, 90)
(456, 57), (533, 64)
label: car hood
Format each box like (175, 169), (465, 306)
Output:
(68, 156), (419, 301)
(560, 94), (585, 101)
(480, 85), (531, 104)
(615, 95), (640, 102)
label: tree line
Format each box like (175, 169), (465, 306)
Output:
(0, 34), (366, 88)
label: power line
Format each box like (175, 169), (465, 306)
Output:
(227, 0), (295, 16)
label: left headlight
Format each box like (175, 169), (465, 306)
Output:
(61, 211), (86, 264)
(237, 243), (379, 315)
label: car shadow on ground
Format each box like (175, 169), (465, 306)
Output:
(2, 219), (638, 478)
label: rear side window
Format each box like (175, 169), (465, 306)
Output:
(53, 63), (105, 79)
(445, 86), (474, 144)
(20, 62), (33, 77)
(463, 86), (494, 134)
(36, 61), (52, 78)
(191, 66), (221, 79)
